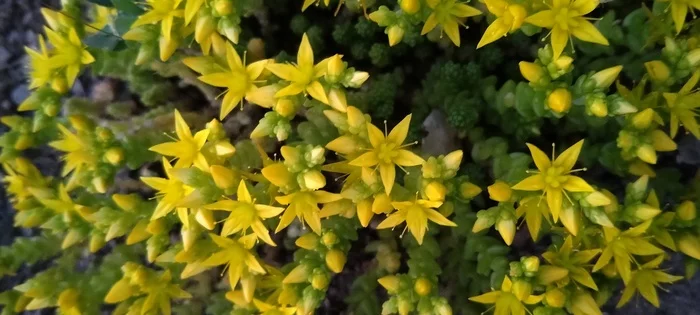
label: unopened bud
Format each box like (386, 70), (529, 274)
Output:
(58, 289), (79, 309)
(554, 56), (573, 70)
(327, 54), (344, 80)
(414, 278), (432, 296)
(460, 182), (482, 199)
(210, 165), (237, 190)
(296, 233), (319, 250)
(677, 201), (697, 221)
(545, 288), (566, 308)
(497, 219), (516, 246)
(645, 60), (670, 82)
(632, 108), (655, 129)
(105, 147), (124, 165)
(92, 177), (107, 194)
(146, 218), (167, 235)
(325, 249), (346, 273)
(425, 181), (447, 201)
(400, 0), (420, 14)
(104, 278), (135, 304)
(378, 275), (400, 293)
(522, 256), (540, 273)
(195, 15), (215, 44)
(214, 0), (233, 16)
(591, 65), (623, 89)
(472, 216), (491, 233)
(283, 265), (309, 284)
(488, 181), (512, 202)
(547, 88), (572, 113)
(89, 233), (106, 253)
(214, 141), (236, 157)
(275, 98), (297, 117)
(679, 234), (700, 260)
(687, 49), (700, 67)
(520, 62), (545, 83)
(347, 71), (369, 88)
(633, 204), (661, 220)
(636, 144), (657, 164)
(321, 231), (338, 247)
(159, 36), (179, 61)
(303, 170), (326, 190)
(388, 25), (405, 47)
(512, 280), (532, 301)
(589, 99), (608, 117)
(311, 272), (329, 290)
(651, 129), (677, 152)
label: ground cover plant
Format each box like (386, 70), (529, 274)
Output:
(1, 0), (700, 314)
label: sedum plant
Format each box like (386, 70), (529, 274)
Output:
(1, 0), (700, 315)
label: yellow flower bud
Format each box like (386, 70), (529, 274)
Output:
(195, 15), (215, 43)
(591, 65), (623, 89)
(589, 99), (608, 117)
(679, 234), (700, 260)
(545, 288), (566, 308)
(322, 231), (338, 247)
(443, 150), (463, 172)
(651, 129), (677, 152)
(400, 0), (420, 14)
(522, 256), (540, 273)
(460, 182), (482, 199)
(632, 108), (655, 129)
(62, 229), (82, 249)
(327, 54), (344, 79)
(92, 177), (107, 194)
(633, 204), (661, 220)
(295, 233), (319, 250)
(636, 144), (657, 164)
(311, 273), (329, 290)
(369, 10), (390, 25)
(283, 265), (310, 284)
(326, 249), (347, 273)
(398, 298), (411, 315)
(104, 278), (135, 304)
(554, 56), (573, 70)
(628, 160), (656, 177)
(104, 147), (124, 165)
(215, 0), (233, 15)
(602, 262), (617, 278)
(89, 233), (106, 253)
(303, 170), (326, 190)
(159, 35), (179, 61)
(348, 71), (369, 87)
(536, 265), (569, 285)
(560, 205), (579, 236)
(14, 134), (33, 150)
(677, 201), (697, 221)
(414, 277), (432, 296)
(585, 191), (612, 207)
(497, 219), (516, 246)
(378, 275), (400, 293)
(328, 88), (348, 112)
(547, 88), (572, 113)
(146, 218), (167, 235)
(472, 216), (491, 233)
(519, 62), (544, 83)
(126, 220), (151, 245)
(69, 115), (91, 131)
(214, 141), (236, 157)
(512, 280), (532, 301)
(488, 180), (512, 202)
(645, 60), (670, 82)
(210, 165), (237, 190)
(687, 48), (700, 66)
(51, 76), (68, 94)
(388, 25), (405, 47)
(181, 226), (198, 252)
(425, 181), (447, 202)
(58, 289), (79, 310)
(195, 208), (215, 230)
(275, 98), (297, 117)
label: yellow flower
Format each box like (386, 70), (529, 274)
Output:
(49, 124), (96, 177)
(658, 0), (700, 34)
(30, 184), (94, 222)
(44, 28), (95, 91)
(253, 299), (297, 315)
(593, 221), (665, 283)
(348, 115), (424, 195)
(541, 236), (600, 290)
(141, 157), (194, 219)
(204, 180), (284, 245)
(663, 70), (700, 139)
(275, 190), (342, 234)
(525, 0), (608, 59)
(131, 0), (184, 40)
(2, 158), (47, 203)
(138, 270), (192, 315)
(24, 36), (55, 91)
(547, 88), (572, 114)
(515, 196), (550, 240)
(469, 276), (543, 315)
(376, 199), (456, 244)
(478, 0), (528, 48)
(184, 43), (270, 119)
(512, 140), (593, 221)
(266, 33), (332, 104)
(149, 110), (210, 170)
(421, 0), (482, 47)
(203, 234), (266, 291)
(616, 255), (682, 308)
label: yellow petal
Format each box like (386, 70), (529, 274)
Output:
(388, 114), (411, 144)
(246, 84), (278, 108)
(554, 139), (584, 171)
(546, 188), (563, 222)
(252, 220), (276, 246)
(525, 10), (555, 28)
(477, 19), (509, 49)
(298, 33), (314, 67)
(421, 13), (439, 35)
(357, 199), (373, 227)
(394, 150), (424, 166)
(571, 0), (598, 15)
(526, 143), (552, 171)
(379, 163), (396, 195)
(442, 19), (461, 47)
(306, 81), (329, 104)
(349, 151), (379, 167)
(562, 176), (594, 192)
(550, 26), (568, 60)
(452, 3), (482, 17)
(469, 291), (501, 304)
(512, 175), (545, 191)
(377, 211), (406, 229)
(426, 208), (457, 226)
(571, 18), (609, 46)
(367, 122), (385, 148)
(671, 2), (688, 34)
(266, 63), (300, 82)
(173, 110), (193, 140)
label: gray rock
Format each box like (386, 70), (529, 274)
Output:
(421, 109), (459, 156)
(10, 84), (28, 104)
(0, 47), (10, 68)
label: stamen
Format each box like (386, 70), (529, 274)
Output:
(398, 141), (419, 148)
(567, 167), (587, 173)
(383, 120), (388, 137)
(397, 164), (410, 174)
(334, 0), (345, 16)
(551, 143), (556, 161)
(163, 132), (178, 141)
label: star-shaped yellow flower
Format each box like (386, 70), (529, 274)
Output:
(141, 157), (194, 219)
(616, 255), (682, 308)
(659, 0), (700, 34)
(469, 276), (543, 315)
(512, 140), (594, 221)
(202, 234), (266, 290)
(184, 43), (269, 119)
(149, 110), (210, 170)
(663, 70), (700, 139)
(24, 36), (54, 90)
(524, 0), (608, 59)
(49, 124), (96, 177)
(348, 115), (424, 195)
(421, 0), (482, 47)
(275, 190), (341, 234)
(376, 199), (456, 244)
(44, 27), (95, 90)
(478, 0), (528, 48)
(131, 0), (184, 40)
(266, 33), (332, 104)
(204, 180), (285, 246)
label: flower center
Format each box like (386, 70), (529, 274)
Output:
(377, 142), (398, 164)
(543, 166), (565, 188)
